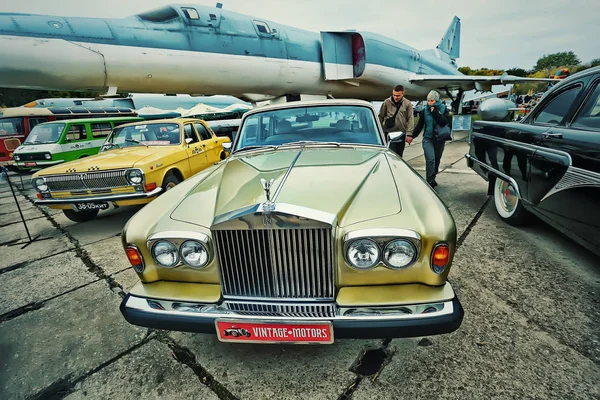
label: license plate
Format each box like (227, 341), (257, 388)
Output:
(73, 202), (109, 211)
(215, 320), (334, 344)
(24, 162), (37, 166)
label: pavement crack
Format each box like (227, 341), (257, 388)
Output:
(338, 339), (395, 399)
(0, 302), (44, 323)
(158, 335), (240, 400)
(27, 336), (155, 400)
(456, 196), (491, 249)
(20, 191), (126, 299)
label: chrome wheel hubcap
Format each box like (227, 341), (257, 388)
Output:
(498, 180), (518, 213)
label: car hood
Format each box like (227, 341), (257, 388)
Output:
(35, 146), (174, 175)
(171, 147), (401, 228)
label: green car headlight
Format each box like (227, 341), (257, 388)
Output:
(346, 238), (380, 270)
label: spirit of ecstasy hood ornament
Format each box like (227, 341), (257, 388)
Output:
(260, 178), (276, 212)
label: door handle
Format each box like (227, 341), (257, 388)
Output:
(543, 132), (563, 139)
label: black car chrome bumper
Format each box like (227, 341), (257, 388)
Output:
(120, 294), (464, 339)
(34, 187), (163, 205)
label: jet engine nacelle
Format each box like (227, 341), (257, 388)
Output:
(477, 98), (516, 121)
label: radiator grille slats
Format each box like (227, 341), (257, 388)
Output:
(213, 227), (334, 300)
(225, 301), (336, 318)
(45, 170), (129, 191)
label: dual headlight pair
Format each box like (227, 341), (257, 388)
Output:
(14, 153), (51, 161)
(345, 237), (418, 270)
(151, 239), (211, 269)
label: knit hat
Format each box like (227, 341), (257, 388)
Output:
(427, 90), (440, 101)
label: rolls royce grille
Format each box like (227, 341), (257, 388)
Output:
(46, 170), (129, 191)
(213, 228), (334, 300)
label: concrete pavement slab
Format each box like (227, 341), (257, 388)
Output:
(0, 235), (74, 269)
(84, 236), (131, 276)
(171, 331), (381, 400)
(64, 339), (218, 400)
(0, 251), (97, 315)
(353, 207), (600, 400)
(111, 268), (139, 292)
(0, 206), (46, 227)
(0, 281), (146, 399)
(53, 206), (142, 246)
(0, 215), (60, 244)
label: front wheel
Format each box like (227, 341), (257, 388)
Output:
(63, 208), (99, 223)
(493, 178), (530, 226)
(161, 172), (180, 192)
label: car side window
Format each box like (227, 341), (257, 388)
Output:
(572, 80), (600, 130)
(65, 124), (87, 141)
(91, 123), (112, 138)
(533, 85), (581, 126)
(184, 124), (199, 144)
(194, 123), (212, 140)
(29, 118), (48, 130)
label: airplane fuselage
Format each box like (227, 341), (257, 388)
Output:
(0, 4), (462, 101)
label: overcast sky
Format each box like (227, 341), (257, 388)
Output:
(1, 0), (598, 70)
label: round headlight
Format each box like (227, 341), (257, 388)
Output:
(14, 155), (20, 161)
(33, 177), (48, 192)
(383, 239), (417, 269)
(180, 240), (209, 269)
(346, 239), (380, 270)
(126, 169), (143, 185)
(152, 240), (179, 268)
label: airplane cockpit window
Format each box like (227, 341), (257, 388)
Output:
(137, 6), (180, 23)
(182, 8), (199, 20)
(253, 20), (271, 35)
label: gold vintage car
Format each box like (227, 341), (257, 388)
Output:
(31, 118), (231, 222)
(119, 100), (463, 344)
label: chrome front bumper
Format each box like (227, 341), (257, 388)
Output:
(35, 187), (163, 205)
(120, 294), (464, 339)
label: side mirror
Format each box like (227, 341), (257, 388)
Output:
(387, 131), (405, 147)
(222, 142), (232, 151)
(185, 137), (193, 146)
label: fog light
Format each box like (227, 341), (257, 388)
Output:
(431, 243), (450, 274)
(125, 246), (145, 272)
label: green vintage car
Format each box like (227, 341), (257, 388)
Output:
(120, 99), (463, 344)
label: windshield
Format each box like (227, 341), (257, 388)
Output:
(0, 118), (24, 136)
(24, 123), (65, 144)
(233, 105), (382, 151)
(104, 123), (181, 149)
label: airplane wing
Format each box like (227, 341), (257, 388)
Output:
(409, 73), (557, 92)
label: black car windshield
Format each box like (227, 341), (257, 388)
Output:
(233, 105), (382, 151)
(24, 123), (65, 144)
(104, 123), (181, 149)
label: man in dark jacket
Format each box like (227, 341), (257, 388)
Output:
(378, 85), (414, 157)
(411, 90), (452, 187)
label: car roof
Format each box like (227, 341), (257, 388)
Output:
(243, 99), (376, 117)
(40, 116), (143, 124)
(113, 117), (204, 129)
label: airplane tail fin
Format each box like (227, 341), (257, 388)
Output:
(436, 16), (461, 61)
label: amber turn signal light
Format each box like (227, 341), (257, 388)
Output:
(125, 246), (145, 272)
(145, 182), (157, 191)
(431, 243), (450, 274)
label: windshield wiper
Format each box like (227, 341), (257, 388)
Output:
(102, 142), (120, 149)
(235, 145), (277, 153)
(278, 141), (342, 148)
(125, 139), (149, 147)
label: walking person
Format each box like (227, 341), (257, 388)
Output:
(411, 90), (452, 188)
(378, 85), (414, 157)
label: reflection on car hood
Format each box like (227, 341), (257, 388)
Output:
(35, 147), (174, 175)
(171, 147), (401, 228)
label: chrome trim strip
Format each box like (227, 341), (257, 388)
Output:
(123, 295), (455, 321)
(34, 187), (162, 204)
(147, 231), (210, 244)
(465, 153), (522, 198)
(255, 203), (337, 226)
(271, 150), (302, 202)
(540, 166), (600, 202)
(344, 228), (421, 242)
(15, 160), (64, 166)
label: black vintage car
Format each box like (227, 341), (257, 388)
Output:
(466, 66), (600, 256)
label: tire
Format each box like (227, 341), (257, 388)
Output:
(161, 171), (180, 192)
(63, 208), (99, 223)
(493, 178), (530, 226)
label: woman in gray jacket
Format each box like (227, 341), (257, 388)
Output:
(410, 90), (452, 187)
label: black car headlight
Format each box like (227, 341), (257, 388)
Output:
(32, 177), (48, 192)
(345, 238), (380, 270)
(125, 169), (143, 185)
